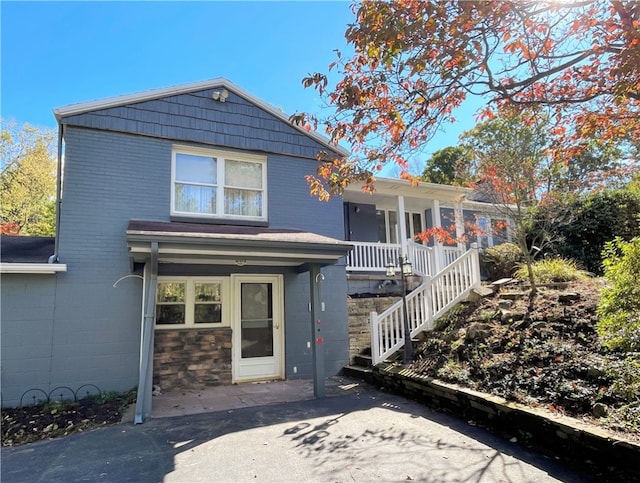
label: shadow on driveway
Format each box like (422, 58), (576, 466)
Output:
(1, 388), (593, 482)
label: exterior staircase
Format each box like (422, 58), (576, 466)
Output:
(344, 243), (482, 379)
(343, 353), (374, 383)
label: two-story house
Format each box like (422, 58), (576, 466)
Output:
(1, 79), (500, 420)
(1, 79), (352, 422)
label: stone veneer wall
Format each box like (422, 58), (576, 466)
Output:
(347, 296), (400, 363)
(153, 328), (232, 391)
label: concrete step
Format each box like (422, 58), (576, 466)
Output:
(343, 365), (374, 383)
(353, 354), (373, 368)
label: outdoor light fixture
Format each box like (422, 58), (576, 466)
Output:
(386, 258), (412, 277)
(386, 256), (414, 364)
(212, 89), (229, 102)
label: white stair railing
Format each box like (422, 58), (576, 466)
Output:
(406, 241), (435, 276)
(370, 243), (481, 365)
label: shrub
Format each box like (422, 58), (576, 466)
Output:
(597, 237), (640, 352)
(534, 190), (640, 275)
(480, 242), (524, 281)
(514, 257), (590, 284)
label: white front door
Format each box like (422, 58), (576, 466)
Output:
(231, 275), (284, 382)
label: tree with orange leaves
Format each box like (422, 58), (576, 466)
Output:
(298, 0), (639, 199)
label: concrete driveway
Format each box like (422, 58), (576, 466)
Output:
(1, 386), (590, 483)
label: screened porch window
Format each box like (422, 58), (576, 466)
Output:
(172, 148), (267, 221)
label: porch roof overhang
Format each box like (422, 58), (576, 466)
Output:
(126, 220), (352, 270)
(344, 177), (471, 204)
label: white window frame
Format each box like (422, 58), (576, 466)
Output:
(171, 146), (268, 222)
(155, 276), (230, 329)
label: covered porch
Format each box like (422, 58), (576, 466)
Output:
(342, 178), (511, 284)
(125, 220), (352, 423)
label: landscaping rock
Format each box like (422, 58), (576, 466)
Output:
(558, 292), (581, 303)
(498, 300), (514, 309)
(592, 403), (608, 418)
(466, 322), (493, 341)
(501, 310), (526, 323)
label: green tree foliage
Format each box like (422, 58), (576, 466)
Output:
(0, 121), (57, 236)
(459, 112), (551, 292)
(597, 237), (640, 352)
(420, 146), (473, 186)
(536, 190), (640, 275)
(627, 173), (640, 198)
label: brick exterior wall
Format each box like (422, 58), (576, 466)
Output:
(347, 297), (399, 363)
(153, 328), (232, 391)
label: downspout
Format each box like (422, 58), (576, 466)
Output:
(48, 123), (64, 264)
(134, 242), (158, 424)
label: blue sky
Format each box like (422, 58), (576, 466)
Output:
(2, 1), (481, 170)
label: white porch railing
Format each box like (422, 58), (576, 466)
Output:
(347, 240), (464, 276)
(346, 241), (402, 272)
(370, 244), (481, 365)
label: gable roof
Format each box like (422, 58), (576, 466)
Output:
(53, 78), (349, 158)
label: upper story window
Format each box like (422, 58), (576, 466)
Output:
(171, 147), (267, 222)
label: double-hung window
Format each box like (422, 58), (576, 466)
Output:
(155, 277), (229, 328)
(171, 147), (267, 222)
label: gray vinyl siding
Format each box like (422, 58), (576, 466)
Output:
(60, 89), (339, 161)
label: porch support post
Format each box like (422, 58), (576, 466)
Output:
(396, 195), (408, 256)
(134, 242), (158, 424)
(309, 264), (325, 398)
(432, 199), (443, 272)
(454, 201), (465, 252)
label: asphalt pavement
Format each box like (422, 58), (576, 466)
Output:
(1, 386), (593, 483)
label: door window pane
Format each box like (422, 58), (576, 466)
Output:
(388, 211), (398, 244)
(412, 213), (423, 236)
(376, 210), (387, 243)
(240, 283), (273, 358)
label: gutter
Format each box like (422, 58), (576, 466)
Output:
(48, 123), (64, 264)
(0, 263), (67, 274)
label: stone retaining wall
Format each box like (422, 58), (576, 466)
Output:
(347, 297), (399, 363)
(153, 328), (232, 391)
(372, 362), (640, 480)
